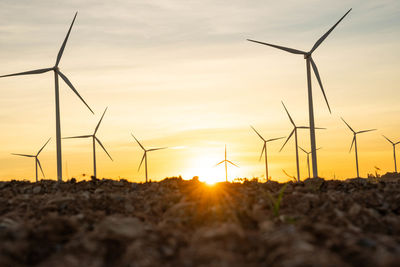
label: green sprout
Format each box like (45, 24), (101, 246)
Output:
(267, 183), (288, 217)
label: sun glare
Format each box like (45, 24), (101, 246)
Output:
(182, 155), (231, 185)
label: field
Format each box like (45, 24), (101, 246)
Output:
(1, 176), (400, 267)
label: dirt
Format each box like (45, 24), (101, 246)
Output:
(0, 176), (400, 267)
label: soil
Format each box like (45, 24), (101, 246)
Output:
(0, 176), (400, 267)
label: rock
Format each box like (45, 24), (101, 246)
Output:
(97, 216), (145, 239)
(94, 188), (104, 194)
(33, 185), (42, 194)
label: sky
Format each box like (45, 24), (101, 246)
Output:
(0, 0), (399, 183)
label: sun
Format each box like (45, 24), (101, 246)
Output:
(182, 155), (228, 185)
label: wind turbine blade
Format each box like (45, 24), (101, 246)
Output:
(282, 169), (295, 179)
(266, 136), (285, 142)
(250, 125), (265, 141)
(94, 107), (108, 135)
(0, 68), (53, 78)
(215, 160), (225, 166)
(310, 9), (352, 53)
(11, 153), (35, 158)
(225, 144), (227, 160)
(131, 134), (145, 150)
(298, 146), (308, 154)
(396, 141), (400, 145)
(315, 127), (327, 130)
(226, 160), (239, 168)
(63, 135), (92, 139)
(147, 147), (167, 152)
(95, 137), (113, 161)
(37, 138), (51, 156)
(310, 57), (331, 113)
(37, 158), (45, 178)
(349, 136), (355, 152)
(281, 101), (295, 126)
(138, 153), (145, 171)
(317, 147), (322, 151)
(56, 12), (78, 66)
(247, 39), (306, 55)
(297, 126), (310, 129)
(280, 129), (295, 152)
(57, 70), (94, 114)
(341, 117), (355, 133)
(357, 129), (377, 134)
(259, 144), (266, 161)
(382, 135), (394, 145)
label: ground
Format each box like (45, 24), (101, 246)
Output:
(0, 176), (399, 267)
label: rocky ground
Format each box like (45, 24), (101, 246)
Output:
(0, 176), (400, 267)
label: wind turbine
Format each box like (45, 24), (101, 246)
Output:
(382, 135), (400, 173)
(299, 146), (322, 179)
(63, 108), (112, 179)
(0, 12), (93, 182)
(247, 8), (352, 179)
(216, 145), (239, 182)
(280, 102), (325, 182)
(341, 117), (376, 178)
(12, 138), (51, 182)
(131, 134), (167, 183)
(250, 126), (284, 181)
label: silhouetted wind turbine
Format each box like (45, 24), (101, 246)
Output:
(299, 146), (322, 179)
(12, 138), (51, 182)
(341, 117), (376, 178)
(248, 9), (352, 179)
(63, 108), (112, 179)
(250, 126), (284, 181)
(280, 102), (325, 182)
(280, 102), (309, 182)
(216, 145), (239, 182)
(0, 12), (93, 182)
(132, 134), (167, 183)
(382, 135), (400, 173)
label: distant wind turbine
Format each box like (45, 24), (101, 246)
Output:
(132, 134), (167, 183)
(63, 108), (112, 179)
(216, 145), (239, 182)
(0, 12), (93, 182)
(250, 126), (284, 181)
(382, 135), (400, 173)
(299, 146), (322, 179)
(12, 138), (51, 182)
(341, 117), (376, 178)
(280, 101), (325, 182)
(248, 8), (352, 179)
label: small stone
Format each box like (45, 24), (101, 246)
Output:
(97, 216), (145, 239)
(94, 188), (104, 194)
(32, 186), (42, 194)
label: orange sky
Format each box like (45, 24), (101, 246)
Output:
(0, 0), (399, 183)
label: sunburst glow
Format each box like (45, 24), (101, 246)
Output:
(182, 155), (239, 184)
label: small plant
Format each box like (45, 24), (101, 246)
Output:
(267, 183), (288, 217)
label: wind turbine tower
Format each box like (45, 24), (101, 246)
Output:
(341, 117), (376, 178)
(64, 108), (113, 179)
(250, 126), (284, 181)
(11, 138), (51, 182)
(248, 9), (352, 179)
(0, 12), (93, 182)
(216, 145), (239, 182)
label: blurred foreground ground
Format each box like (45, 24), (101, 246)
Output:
(0, 176), (400, 267)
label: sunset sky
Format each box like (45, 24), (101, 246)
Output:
(0, 0), (399, 183)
